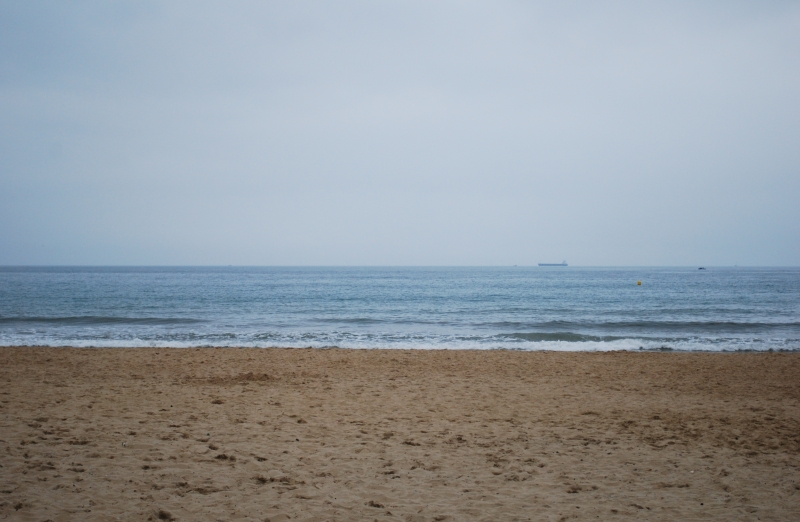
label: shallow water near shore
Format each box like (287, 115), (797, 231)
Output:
(0, 266), (798, 351)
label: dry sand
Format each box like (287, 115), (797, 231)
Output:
(1, 347), (799, 521)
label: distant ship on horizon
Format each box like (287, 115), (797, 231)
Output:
(538, 260), (568, 267)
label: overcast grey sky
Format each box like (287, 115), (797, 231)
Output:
(1, 1), (798, 265)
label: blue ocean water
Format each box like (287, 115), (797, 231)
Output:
(0, 266), (798, 351)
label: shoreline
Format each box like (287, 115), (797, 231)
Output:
(3, 344), (799, 353)
(2, 347), (798, 520)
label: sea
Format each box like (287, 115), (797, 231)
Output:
(0, 266), (798, 351)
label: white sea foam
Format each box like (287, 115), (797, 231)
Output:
(0, 332), (795, 351)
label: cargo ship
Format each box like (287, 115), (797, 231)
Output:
(538, 261), (568, 266)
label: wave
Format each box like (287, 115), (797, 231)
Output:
(481, 320), (800, 333)
(499, 332), (626, 343)
(0, 330), (797, 351)
(313, 317), (388, 325)
(0, 316), (208, 326)
(0, 338), (795, 352)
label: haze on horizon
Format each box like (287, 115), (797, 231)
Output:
(1, 1), (798, 266)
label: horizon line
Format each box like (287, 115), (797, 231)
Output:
(1, 264), (797, 268)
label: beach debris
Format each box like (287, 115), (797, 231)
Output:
(154, 508), (175, 520)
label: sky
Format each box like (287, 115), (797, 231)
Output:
(1, 1), (798, 266)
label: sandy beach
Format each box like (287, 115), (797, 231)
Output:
(1, 347), (798, 521)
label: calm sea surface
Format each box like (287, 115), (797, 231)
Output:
(0, 266), (798, 351)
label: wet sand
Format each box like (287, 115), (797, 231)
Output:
(1, 347), (799, 521)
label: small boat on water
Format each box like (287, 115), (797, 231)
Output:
(698, 267), (706, 270)
(539, 261), (568, 267)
